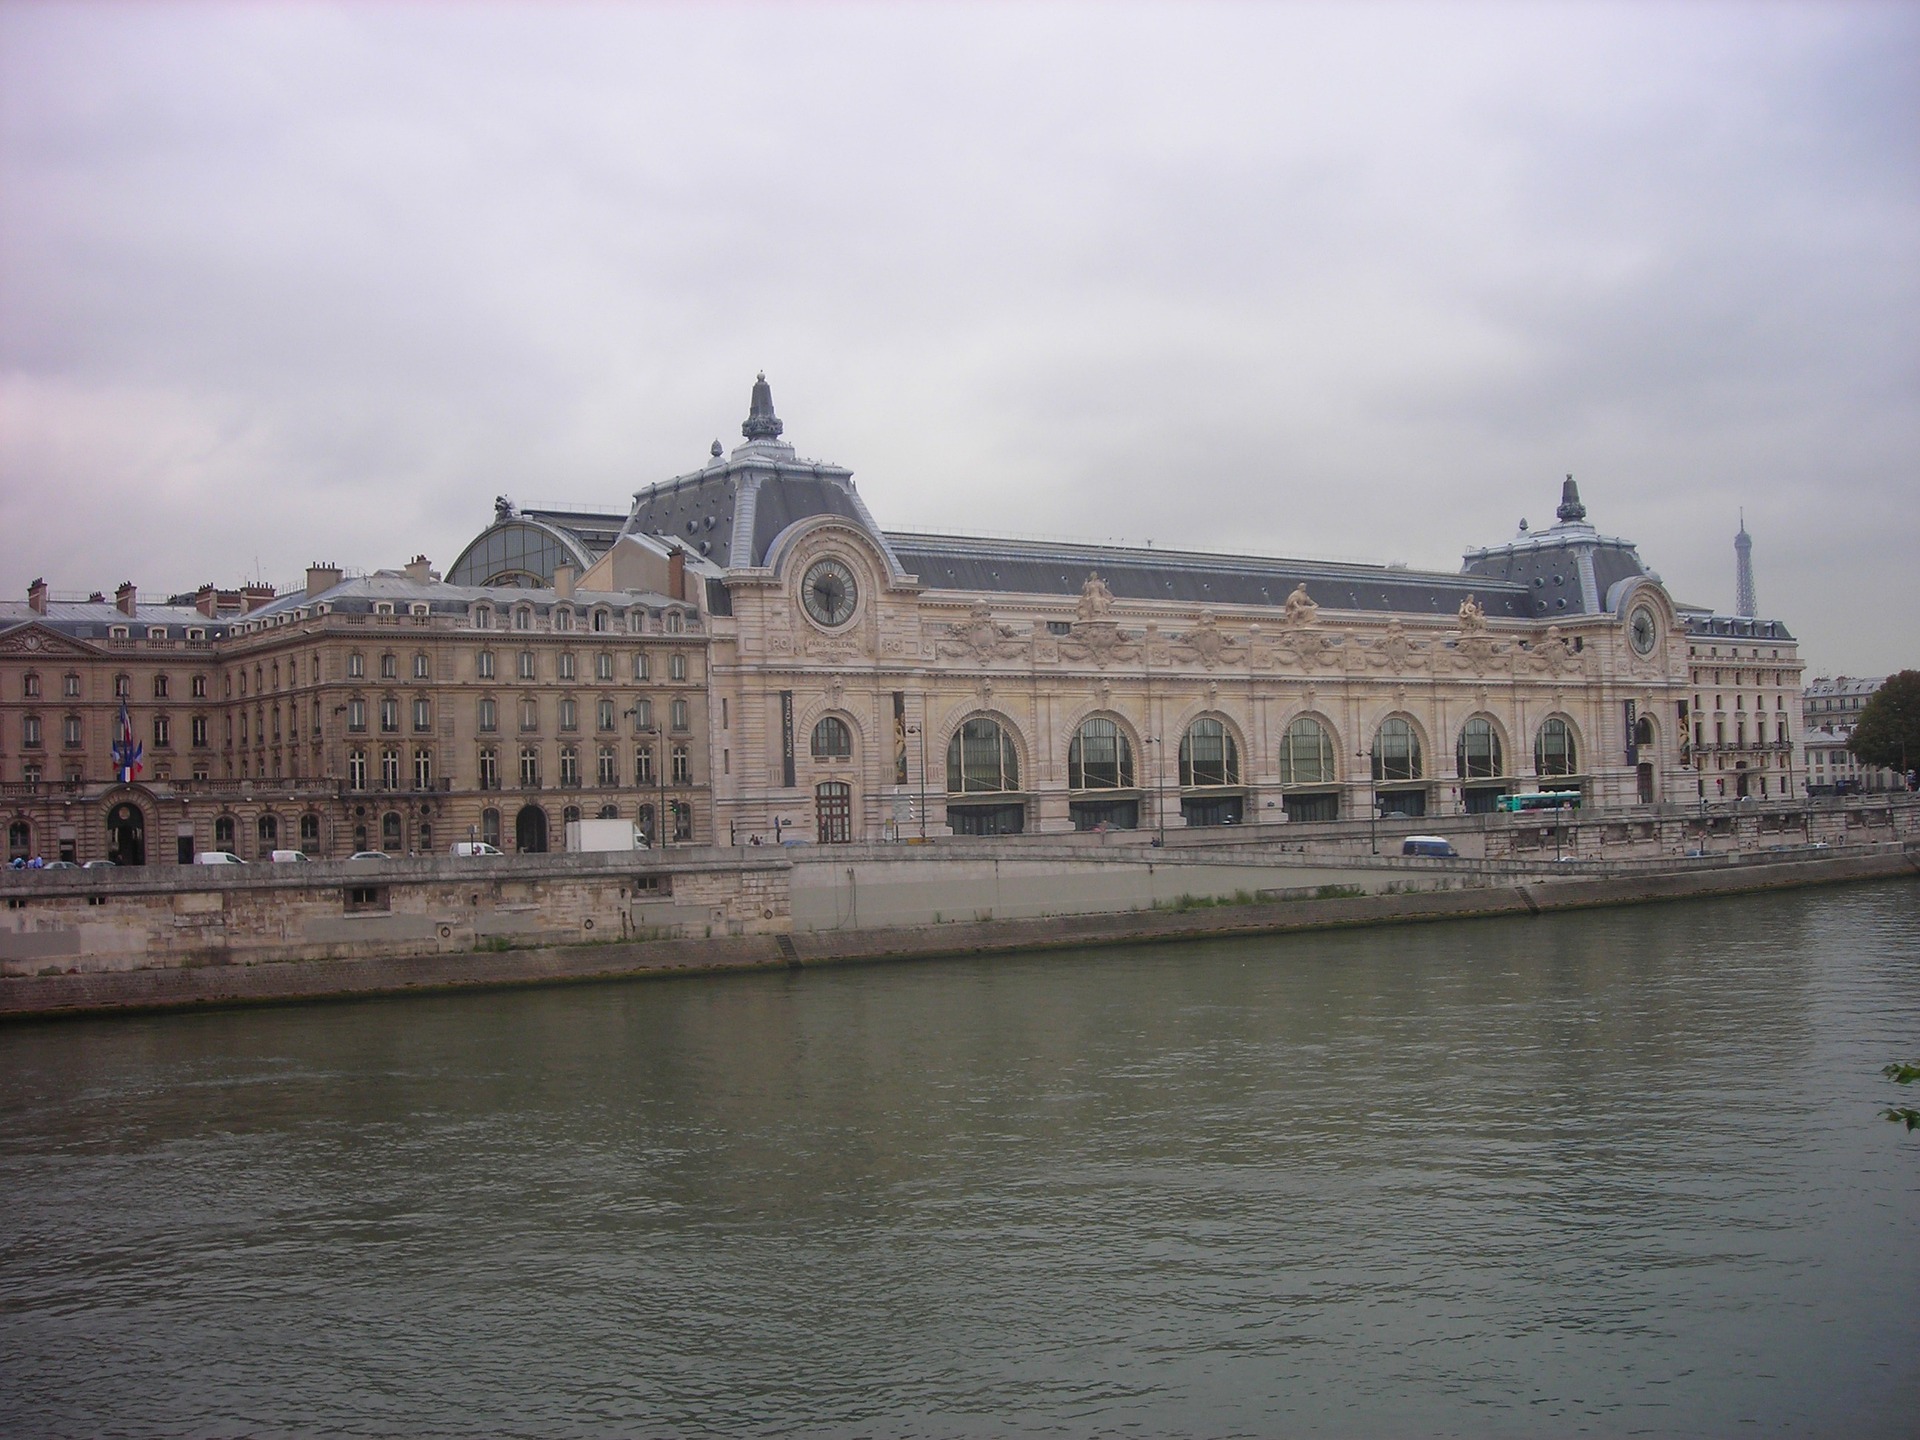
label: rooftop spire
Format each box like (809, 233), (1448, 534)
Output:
(742, 371), (783, 442)
(1735, 509), (1756, 618)
(1555, 474), (1587, 524)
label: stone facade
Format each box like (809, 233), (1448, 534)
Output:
(0, 851), (789, 975)
(4, 377), (1816, 861)
(1, 551), (717, 865)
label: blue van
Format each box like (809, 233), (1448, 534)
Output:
(1401, 836), (1459, 858)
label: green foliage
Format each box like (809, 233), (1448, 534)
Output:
(1155, 889), (1259, 912)
(1847, 670), (1920, 773)
(1314, 883), (1366, 900)
(1884, 1061), (1920, 1131)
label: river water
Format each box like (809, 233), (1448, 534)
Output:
(3, 881), (1917, 1438)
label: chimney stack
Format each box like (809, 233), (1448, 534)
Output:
(553, 564), (577, 601)
(404, 554), (435, 584)
(115, 582), (137, 616)
(241, 583), (276, 614)
(27, 578), (47, 615)
(306, 563), (343, 599)
(666, 547), (686, 602)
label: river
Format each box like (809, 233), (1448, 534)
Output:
(3, 880), (1917, 1437)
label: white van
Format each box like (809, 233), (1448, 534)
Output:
(269, 850), (312, 863)
(451, 842), (505, 857)
(193, 851), (248, 865)
(1401, 835), (1459, 858)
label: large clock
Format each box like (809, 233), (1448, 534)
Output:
(1629, 605), (1657, 656)
(802, 557), (859, 629)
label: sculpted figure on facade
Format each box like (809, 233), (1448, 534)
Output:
(1283, 583), (1319, 626)
(1076, 572), (1116, 621)
(1457, 594), (1487, 634)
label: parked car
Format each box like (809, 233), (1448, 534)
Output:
(346, 851), (390, 863)
(42, 859), (82, 870)
(193, 851), (248, 865)
(1401, 835), (1459, 858)
(82, 859), (117, 869)
(269, 850), (313, 863)
(450, 842), (504, 857)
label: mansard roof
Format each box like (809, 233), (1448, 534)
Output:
(0, 600), (230, 643)
(884, 533), (1535, 618)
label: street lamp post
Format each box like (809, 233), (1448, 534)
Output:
(1358, 747), (1379, 855)
(625, 712), (668, 850)
(905, 720), (927, 841)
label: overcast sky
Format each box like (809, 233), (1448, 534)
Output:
(2, 1), (1914, 674)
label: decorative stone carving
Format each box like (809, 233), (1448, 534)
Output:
(1173, 610), (1243, 669)
(1283, 583), (1319, 626)
(1531, 625), (1577, 677)
(1369, 619), (1426, 674)
(1058, 620), (1140, 669)
(936, 600), (1025, 662)
(1272, 626), (1334, 670)
(1457, 594), (1487, 634)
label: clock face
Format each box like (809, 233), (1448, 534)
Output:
(1629, 605), (1657, 656)
(802, 557), (858, 628)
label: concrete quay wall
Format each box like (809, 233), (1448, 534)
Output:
(0, 850), (792, 977)
(3, 843), (1913, 1019)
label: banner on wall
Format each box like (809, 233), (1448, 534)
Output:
(781, 691), (796, 788)
(1624, 699), (1638, 764)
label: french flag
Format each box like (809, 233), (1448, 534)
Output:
(112, 699), (144, 783)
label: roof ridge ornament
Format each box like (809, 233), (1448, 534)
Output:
(1556, 474), (1587, 524)
(742, 371), (784, 441)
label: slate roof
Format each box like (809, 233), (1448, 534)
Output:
(884, 533), (1535, 617)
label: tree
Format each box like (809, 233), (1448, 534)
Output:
(1847, 670), (1920, 776)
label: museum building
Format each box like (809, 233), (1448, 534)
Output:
(1, 375), (1805, 863)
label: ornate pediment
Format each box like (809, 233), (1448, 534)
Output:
(0, 623), (101, 660)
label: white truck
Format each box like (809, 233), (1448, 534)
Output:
(564, 818), (648, 853)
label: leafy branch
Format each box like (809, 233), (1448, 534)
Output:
(1883, 1062), (1920, 1131)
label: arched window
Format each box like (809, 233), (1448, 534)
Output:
(7, 821), (30, 862)
(811, 716), (853, 759)
(482, 808), (501, 848)
(1373, 717), (1423, 782)
(258, 814), (278, 849)
(1179, 718), (1238, 787)
(1635, 716), (1655, 749)
(1457, 717), (1503, 779)
(214, 816), (235, 850)
(947, 718), (1020, 793)
(299, 813), (320, 847)
(1535, 718), (1577, 777)
(1279, 716), (1335, 785)
(1068, 717), (1133, 789)
(381, 812), (402, 851)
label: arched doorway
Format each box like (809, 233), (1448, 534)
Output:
(816, 781), (852, 843)
(1734, 762), (1750, 800)
(515, 804), (548, 853)
(107, 802), (146, 866)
